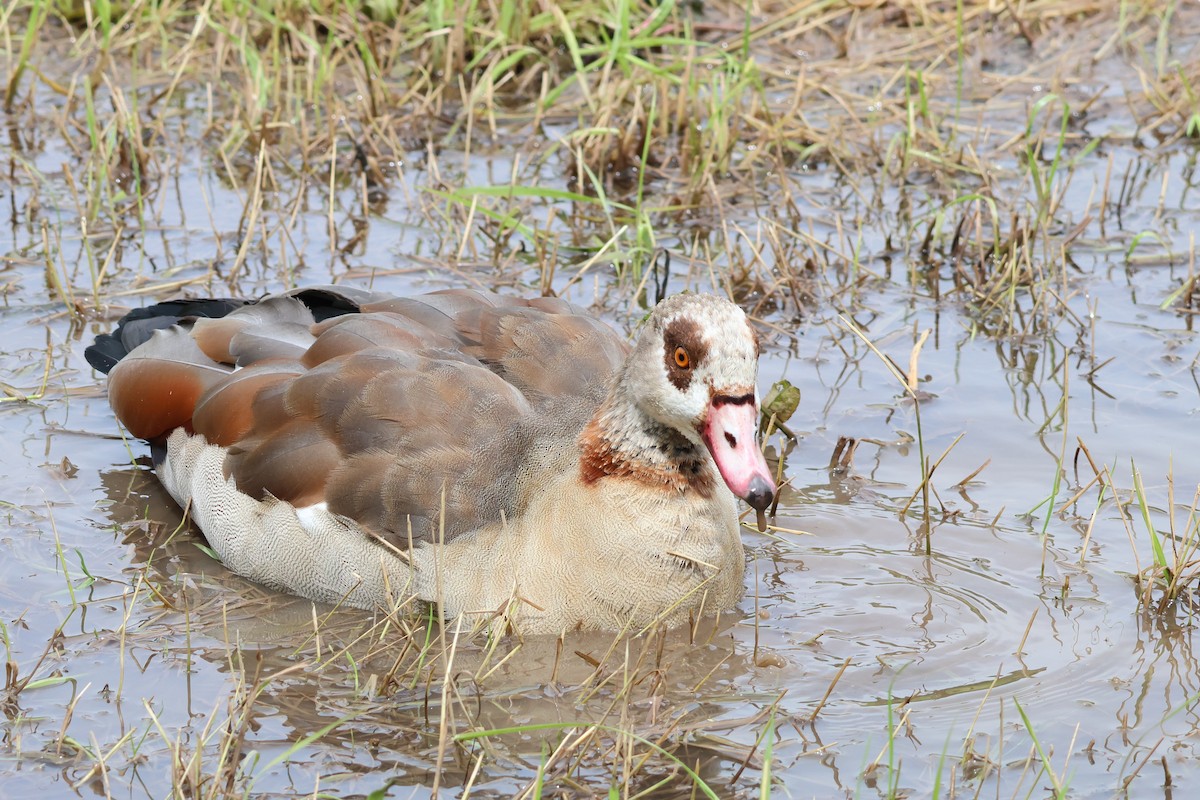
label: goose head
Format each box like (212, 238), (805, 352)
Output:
(618, 294), (777, 512)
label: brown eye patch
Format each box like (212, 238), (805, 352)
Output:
(663, 317), (708, 391)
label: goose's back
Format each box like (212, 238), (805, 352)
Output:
(91, 287), (631, 546)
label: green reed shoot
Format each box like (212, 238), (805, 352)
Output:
(1013, 698), (1070, 798)
(1132, 463), (1200, 611)
(4, 0), (48, 112)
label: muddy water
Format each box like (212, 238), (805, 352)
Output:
(5, 35), (1200, 800)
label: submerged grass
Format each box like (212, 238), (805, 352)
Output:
(1131, 464), (1200, 614)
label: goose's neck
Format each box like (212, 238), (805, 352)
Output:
(578, 395), (715, 497)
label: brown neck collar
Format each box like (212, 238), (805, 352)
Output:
(577, 402), (714, 497)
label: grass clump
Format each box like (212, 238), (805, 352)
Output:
(1130, 465), (1200, 616)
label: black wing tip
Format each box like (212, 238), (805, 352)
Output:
(84, 334), (125, 374)
(83, 298), (252, 374)
(84, 287), (371, 373)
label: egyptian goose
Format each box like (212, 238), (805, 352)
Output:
(86, 286), (776, 633)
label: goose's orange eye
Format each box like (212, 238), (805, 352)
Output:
(673, 346), (690, 369)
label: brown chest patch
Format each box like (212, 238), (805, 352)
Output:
(578, 418), (714, 498)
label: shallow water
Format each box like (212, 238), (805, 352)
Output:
(4, 7), (1200, 799)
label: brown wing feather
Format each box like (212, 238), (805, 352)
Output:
(214, 342), (535, 540)
(190, 317), (248, 363)
(227, 419), (341, 506)
(192, 362), (304, 446)
(456, 307), (629, 401)
(321, 357), (536, 540)
(107, 327), (231, 440)
(227, 329), (311, 365)
(357, 291), (492, 337)
(302, 314), (454, 367)
(190, 297), (315, 364)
